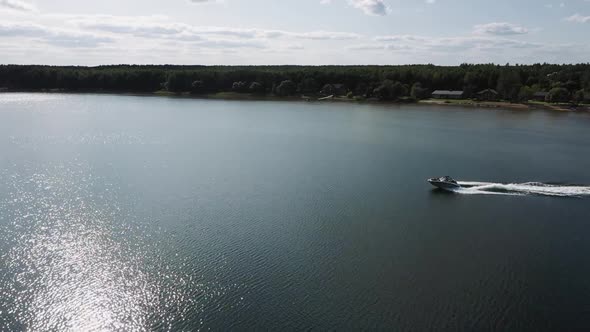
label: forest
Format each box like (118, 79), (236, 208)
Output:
(1, 63), (589, 103)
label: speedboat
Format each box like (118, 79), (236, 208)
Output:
(428, 176), (461, 190)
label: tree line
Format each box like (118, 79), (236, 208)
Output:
(1, 63), (589, 103)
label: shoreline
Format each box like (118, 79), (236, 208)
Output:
(1, 89), (589, 113)
(418, 99), (588, 112)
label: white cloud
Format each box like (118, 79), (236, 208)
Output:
(320, 0), (390, 15)
(347, 33), (585, 65)
(374, 35), (428, 42)
(0, 0), (35, 11)
(473, 22), (529, 35)
(69, 16), (198, 38)
(67, 15), (361, 41)
(43, 33), (115, 48)
(565, 13), (590, 23)
(358, 34), (547, 53)
(192, 38), (266, 49)
(0, 22), (44, 36)
(349, 43), (411, 50)
(545, 2), (566, 8)
(285, 44), (305, 50)
(0, 21), (114, 48)
(290, 30), (361, 40)
(349, 0), (389, 15)
(0, 6), (585, 65)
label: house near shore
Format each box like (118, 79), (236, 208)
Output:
(320, 84), (347, 96)
(476, 89), (499, 101)
(532, 91), (548, 102)
(431, 90), (464, 99)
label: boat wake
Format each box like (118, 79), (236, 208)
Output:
(448, 181), (590, 197)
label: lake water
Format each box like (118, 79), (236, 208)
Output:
(1, 93), (590, 331)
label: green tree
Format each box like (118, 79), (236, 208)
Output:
(299, 77), (320, 94)
(573, 89), (586, 104)
(1, 63), (590, 100)
(275, 80), (297, 96)
(518, 86), (534, 102)
(232, 81), (248, 93)
(373, 80), (407, 100)
(546, 87), (570, 103)
(582, 71), (590, 89)
(565, 80), (579, 92)
(496, 70), (522, 102)
(463, 71), (480, 98)
(249, 82), (265, 94)
(191, 80), (205, 94)
(410, 82), (430, 100)
(353, 82), (370, 97)
(166, 72), (189, 92)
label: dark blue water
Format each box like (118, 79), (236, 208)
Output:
(1, 93), (590, 331)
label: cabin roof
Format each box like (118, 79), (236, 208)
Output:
(432, 90), (464, 95)
(477, 89), (498, 94)
(534, 91), (548, 97)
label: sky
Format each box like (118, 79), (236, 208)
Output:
(0, 0), (589, 65)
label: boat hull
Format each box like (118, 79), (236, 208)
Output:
(428, 180), (461, 190)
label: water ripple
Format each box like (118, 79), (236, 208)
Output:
(0, 163), (240, 331)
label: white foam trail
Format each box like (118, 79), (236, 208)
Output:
(451, 187), (524, 196)
(451, 181), (590, 197)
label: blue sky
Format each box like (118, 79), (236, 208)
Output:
(0, 0), (588, 65)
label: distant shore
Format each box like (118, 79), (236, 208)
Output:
(155, 91), (590, 112)
(3, 64), (589, 112)
(417, 98), (589, 112)
(2, 89), (589, 113)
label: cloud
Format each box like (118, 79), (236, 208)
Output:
(285, 44), (305, 50)
(67, 15), (361, 41)
(0, 22), (44, 36)
(1, 8), (584, 65)
(348, 43), (411, 50)
(0, 0), (35, 11)
(43, 34), (115, 48)
(322, 0), (389, 15)
(349, 0), (389, 15)
(473, 22), (529, 35)
(289, 30), (361, 40)
(565, 13), (590, 23)
(0, 21), (114, 48)
(374, 35), (428, 42)
(344, 34), (587, 66)
(355, 34), (545, 53)
(70, 16), (190, 38)
(194, 39), (266, 49)
(544, 2), (566, 9)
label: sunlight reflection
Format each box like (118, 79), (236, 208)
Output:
(0, 163), (233, 330)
